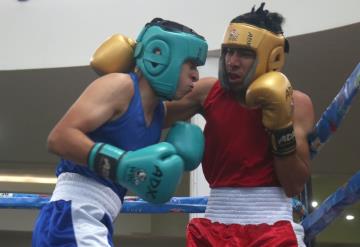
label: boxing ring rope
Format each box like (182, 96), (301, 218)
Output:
(308, 63), (360, 158)
(0, 193), (207, 214)
(302, 170), (360, 241)
(302, 62), (360, 240)
(1, 63), (359, 240)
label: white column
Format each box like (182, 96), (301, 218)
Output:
(189, 114), (210, 219)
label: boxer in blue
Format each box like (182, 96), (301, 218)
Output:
(32, 18), (208, 247)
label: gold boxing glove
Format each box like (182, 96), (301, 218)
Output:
(245, 71), (296, 156)
(90, 34), (136, 75)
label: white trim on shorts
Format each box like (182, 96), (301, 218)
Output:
(205, 187), (305, 247)
(51, 172), (122, 221)
(50, 172), (123, 247)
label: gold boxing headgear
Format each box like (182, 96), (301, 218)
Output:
(222, 22), (286, 81)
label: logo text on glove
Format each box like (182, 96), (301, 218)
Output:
(147, 165), (163, 200)
(278, 132), (295, 145)
(128, 167), (147, 185)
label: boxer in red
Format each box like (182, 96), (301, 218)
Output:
(165, 3), (315, 246)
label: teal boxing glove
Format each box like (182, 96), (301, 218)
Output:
(88, 142), (184, 204)
(165, 121), (204, 171)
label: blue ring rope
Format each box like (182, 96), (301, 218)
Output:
(308, 63), (360, 158)
(302, 63), (360, 240)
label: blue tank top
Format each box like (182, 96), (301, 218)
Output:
(56, 73), (165, 201)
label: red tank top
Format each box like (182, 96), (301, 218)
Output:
(203, 81), (280, 188)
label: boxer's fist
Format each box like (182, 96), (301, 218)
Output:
(90, 34), (136, 75)
(165, 121), (204, 171)
(89, 142), (184, 204)
(246, 72), (296, 156)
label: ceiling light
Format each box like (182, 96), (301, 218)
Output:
(311, 201), (318, 208)
(345, 215), (355, 221)
(0, 175), (57, 184)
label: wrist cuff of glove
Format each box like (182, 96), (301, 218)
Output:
(88, 143), (126, 181)
(270, 126), (296, 156)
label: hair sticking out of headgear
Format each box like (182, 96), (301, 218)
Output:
(251, 2), (269, 26)
(231, 2), (285, 35)
(147, 18), (204, 40)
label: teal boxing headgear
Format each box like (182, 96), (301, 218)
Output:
(134, 18), (208, 100)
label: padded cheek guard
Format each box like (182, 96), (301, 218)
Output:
(134, 24), (208, 100)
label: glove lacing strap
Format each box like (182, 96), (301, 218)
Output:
(88, 143), (127, 181)
(270, 125), (296, 156)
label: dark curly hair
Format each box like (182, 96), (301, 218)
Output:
(231, 2), (285, 34)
